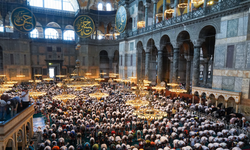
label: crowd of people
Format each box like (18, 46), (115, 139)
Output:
(1, 82), (249, 150)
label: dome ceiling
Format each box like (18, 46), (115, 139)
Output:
(77, 0), (119, 10)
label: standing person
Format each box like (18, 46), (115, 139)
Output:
(28, 141), (34, 150)
(21, 88), (30, 109)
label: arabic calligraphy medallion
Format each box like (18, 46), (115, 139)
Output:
(115, 6), (127, 33)
(11, 7), (36, 33)
(73, 15), (95, 38)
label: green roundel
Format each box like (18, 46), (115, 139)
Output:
(74, 15), (95, 38)
(115, 6), (127, 33)
(11, 7), (36, 33)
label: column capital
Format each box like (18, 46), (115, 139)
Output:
(184, 56), (193, 61)
(171, 42), (182, 49)
(144, 2), (150, 7)
(192, 39), (205, 47)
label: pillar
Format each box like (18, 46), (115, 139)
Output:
(215, 98), (218, 107)
(104, 25), (107, 39)
(236, 103), (239, 113)
(157, 50), (163, 84)
(173, 0), (178, 17)
(187, 0), (190, 13)
(168, 57), (173, 83)
(95, 24), (98, 40)
(185, 56), (192, 93)
(203, 0), (207, 8)
(192, 94), (194, 103)
(172, 43), (180, 83)
(2, 15), (5, 33)
(162, 0), (166, 21)
(153, 0), (158, 25)
(225, 101), (228, 108)
(192, 40), (203, 87)
(203, 58), (209, 86)
(144, 3), (150, 29)
(199, 95), (202, 104)
(109, 56), (113, 73)
(145, 52), (150, 79)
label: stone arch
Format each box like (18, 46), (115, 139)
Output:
(146, 38), (157, 83)
(209, 94), (216, 106)
(159, 35), (172, 82)
(138, 1), (145, 23)
(5, 138), (14, 150)
(17, 129), (24, 149)
(45, 22), (62, 39)
(217, 95), (225, 108)
(228, 97), (236, 110)
(176, 30), (191, 43)
(137, 41), (145, 80)
(99, 50), (109, 75)
(194, 91), (199, 96)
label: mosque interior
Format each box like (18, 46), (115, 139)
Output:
(0, 0), (250, 149)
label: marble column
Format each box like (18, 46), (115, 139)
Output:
(236, 103), (239, 113)
(145, 52), (150, 79)
(136, 51), (142, 82)
(203, 0), (207, 8)
(187, 0), (190, 13)
(144, 3), (150, 29)
(104, 25), (107, 39)
(172, 44), (180, 83)
(109, 56), (113, 73)
(162, 0), (166, 21)
(203, 57), (209, 86)
(168, 56), (173, 83)
(192, 40), (203, 87)
(157, 50), (163, 84)
(185, 56), (193, 93)
(153, 0), (158, 25)
(173, 0), (178, 17)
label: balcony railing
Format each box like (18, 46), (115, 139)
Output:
(118, 0), (242, 39)
(0, 104), (34, 124)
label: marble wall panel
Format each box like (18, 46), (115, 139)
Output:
(227, 19), (239, 38)
(235, 43), (246, 69)
(234, 77), (242, 92)
(222, 77), (235, 91)
(212, 76), (222, 89)
(214, 45), (226, 68)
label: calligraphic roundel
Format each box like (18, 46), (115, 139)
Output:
(73, 15), (95, 38)
(115, 6), (127, 33)
(11, 7), (36, 33)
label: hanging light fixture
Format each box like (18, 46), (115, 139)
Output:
(178, 3), (188, 8)
(155, 13), (163, 17)
(207, 0), (214, 5)
(191, 0), (204, 4)
(137, 21), (145, 29)
(165, 9), (175, 14)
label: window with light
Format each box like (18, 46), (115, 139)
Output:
(45, 28), (59, 39)
(64, 30), (75, 40)
(106, 3), (111, 11)
(98, 3), (103, 11)
(30, 28), (39, 38)
(28, 0), (78, 12)
(0, 24), (3, 32)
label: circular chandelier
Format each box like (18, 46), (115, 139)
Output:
(178, 3), (188, 8)
(165, 9), (175, 14)
(89, 91), (109, 100)
(126, 98), (149, 109)
(53, 94), (76, 103)
(133, 108), (168, 121)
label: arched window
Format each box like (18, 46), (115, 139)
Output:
(106, 3), (111, 11)
(0, 23), (3, 32)
(63, 0), (74, 11)
(64, 30), (75, 40)
(29, 0), (43, 7)
(44, 0), (62, 10)
(30, 28), (39, 38)
(45, 28), (59, 39)
(98, 3), (103, 10)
